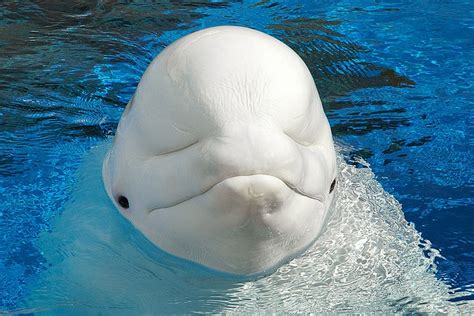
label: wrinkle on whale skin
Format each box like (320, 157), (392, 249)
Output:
(19, 143), (466, 315)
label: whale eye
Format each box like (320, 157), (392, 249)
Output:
(329, 178), (336, 194)
(118, 195), (129, 209)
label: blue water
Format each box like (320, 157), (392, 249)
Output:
(0, 0), (473, 311)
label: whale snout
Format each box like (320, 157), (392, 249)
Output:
(202, 175), (322, 223)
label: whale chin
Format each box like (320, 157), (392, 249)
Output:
(135, 174), (329, 275)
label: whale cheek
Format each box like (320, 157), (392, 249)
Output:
(137, 175), (326, 275)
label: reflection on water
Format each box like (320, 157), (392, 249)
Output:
(271, 18), (415, 100)
(1, 0), (472, 311)
(269, 17), (416, 138)
(21, 144), (458, 314)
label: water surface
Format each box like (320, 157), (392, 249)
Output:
(0, 0), (473, 311)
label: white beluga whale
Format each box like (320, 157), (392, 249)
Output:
(20, 26), (468, 314)
(102, 26), (337, 275)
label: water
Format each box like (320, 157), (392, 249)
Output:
(0, 0), (472, 313)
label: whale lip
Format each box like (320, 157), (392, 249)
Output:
(148, 174), (324, 214)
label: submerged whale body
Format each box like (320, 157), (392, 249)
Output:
(102, 26), (337, 274)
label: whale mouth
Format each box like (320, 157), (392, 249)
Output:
(148, 174), (324, 213)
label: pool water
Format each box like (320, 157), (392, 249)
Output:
(0, 0), (472, 313)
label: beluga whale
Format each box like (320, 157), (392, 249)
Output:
(102, 26), (337, 275)
(22, 26), (462, 315)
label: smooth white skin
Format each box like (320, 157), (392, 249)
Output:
(102, 26), (337, 275)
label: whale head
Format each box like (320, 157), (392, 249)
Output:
(102, 26), (337, 275)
